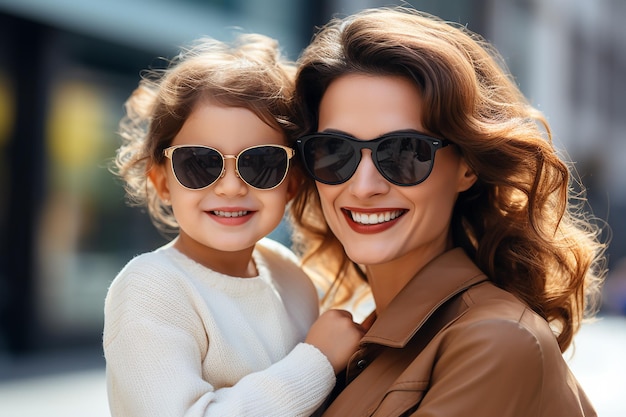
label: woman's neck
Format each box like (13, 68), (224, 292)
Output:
(366, 245), (448, 314)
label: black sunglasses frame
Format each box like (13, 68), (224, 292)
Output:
(296, 131), (450, 186)
(163, 144), (295, 191)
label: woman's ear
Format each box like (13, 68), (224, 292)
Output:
(148, 164), (171, 203)
(456, 159), (478, 193)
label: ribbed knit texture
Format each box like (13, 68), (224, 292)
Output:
(103, 238), (335, 416)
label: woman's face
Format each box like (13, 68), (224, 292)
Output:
(315, 74), (476, 267)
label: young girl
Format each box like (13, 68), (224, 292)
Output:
(290, 7), (607, 416)
(103, 34), (361, 417)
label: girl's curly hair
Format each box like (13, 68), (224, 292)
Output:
(112, 33), (298, 232)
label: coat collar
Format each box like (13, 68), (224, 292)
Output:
(362, 248), (488, 348)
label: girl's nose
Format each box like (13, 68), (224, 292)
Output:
(213, 159), (248, 197)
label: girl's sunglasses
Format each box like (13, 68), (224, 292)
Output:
(296, 131), (450, 186)
(163, 144), (295, 190)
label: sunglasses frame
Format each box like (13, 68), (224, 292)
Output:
(163, 144), (295, 191)
(296, 131), (451, 186)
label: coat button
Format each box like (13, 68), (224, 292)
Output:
(356, 359), (367, 369)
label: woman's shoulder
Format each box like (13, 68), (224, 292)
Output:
(412, 283), (585, 416)
(452, 281), (561, 355)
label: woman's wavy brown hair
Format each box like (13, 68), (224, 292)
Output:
(112, 34), (298, 232)
(289, 7), (607, 351)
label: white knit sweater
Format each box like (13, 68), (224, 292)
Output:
(103, 238), (335, 417)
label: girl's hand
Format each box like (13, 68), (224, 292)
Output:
(305, 309), (365, 374)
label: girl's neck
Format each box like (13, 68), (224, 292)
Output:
(173, 236), (257, 277)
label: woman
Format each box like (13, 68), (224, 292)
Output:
(290, 7), (606, 416)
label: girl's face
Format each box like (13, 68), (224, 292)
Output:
(315, 74), (476, 269)
(150, 101), (296, 274)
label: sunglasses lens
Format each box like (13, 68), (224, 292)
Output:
(299, 133), (440, 186)
(377, 136), (434, 185)
(171, 147), (223, 189)
(238, 146), (289, 189)
(302, 136), (358, 184)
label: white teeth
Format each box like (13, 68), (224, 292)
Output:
(213, 210), (248, 218)
(350, 210), (403, 225)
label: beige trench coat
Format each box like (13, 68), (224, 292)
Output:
(321, 248), (596, 417)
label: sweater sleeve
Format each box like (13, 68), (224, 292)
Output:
(103, 260), (335, 417)
(188, 343), (335, 416)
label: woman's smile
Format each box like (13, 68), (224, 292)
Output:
(342, 208), (407, 233)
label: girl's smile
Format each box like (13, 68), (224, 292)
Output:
(208, 207), (255, 226)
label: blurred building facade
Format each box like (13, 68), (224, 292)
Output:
(0, 0), (623, 357)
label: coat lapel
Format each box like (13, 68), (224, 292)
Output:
(362, 248), (488, 348)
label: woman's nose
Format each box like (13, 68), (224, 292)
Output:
(347, 150), (390, 198)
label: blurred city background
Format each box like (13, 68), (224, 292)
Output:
(0, 0), (624, 416)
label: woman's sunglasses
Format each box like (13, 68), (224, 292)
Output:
(163, 144), (295, 190)
(296, 131), (450, 186)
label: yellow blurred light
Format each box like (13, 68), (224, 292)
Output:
(0, 72), (15, 147)
(47, 81), (106, 171)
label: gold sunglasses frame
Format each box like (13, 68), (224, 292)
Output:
(163, 144), (295, 190)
